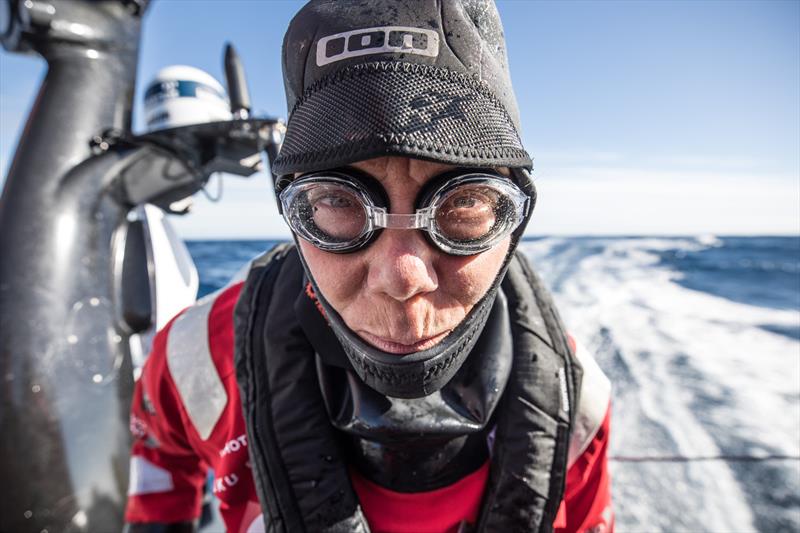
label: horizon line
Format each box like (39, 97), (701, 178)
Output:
(180, 233), (800, 242)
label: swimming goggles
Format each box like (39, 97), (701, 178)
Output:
(277, 168), (531, 255)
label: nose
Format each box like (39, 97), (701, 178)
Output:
(366, 229), (439, 302)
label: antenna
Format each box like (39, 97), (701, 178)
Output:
(224, 42), (251, 119)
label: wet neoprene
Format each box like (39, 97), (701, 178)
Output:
(234, 244), (582, 533)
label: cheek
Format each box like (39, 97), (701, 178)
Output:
(298, 240), (367, 307)
(437, 238), (510, 306)
(300, 236), (509, 323)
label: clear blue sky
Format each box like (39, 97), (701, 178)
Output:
(2, 0), (798, 238)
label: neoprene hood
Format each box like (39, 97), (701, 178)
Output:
(272, 0), (532, 176)
(274, 0), (537, 399)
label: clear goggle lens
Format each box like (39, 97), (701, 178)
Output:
(280, 172), (529, 255)
(293, 183), (368, 242)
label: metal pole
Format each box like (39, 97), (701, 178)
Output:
(0, 1), (147, 530)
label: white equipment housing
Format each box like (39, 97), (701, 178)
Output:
(144, 65), (232, 131)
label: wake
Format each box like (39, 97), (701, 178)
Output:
(521, 237), (800, 532)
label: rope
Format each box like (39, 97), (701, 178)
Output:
(201, 172), (224, 202)
(610, 454), (800, 463)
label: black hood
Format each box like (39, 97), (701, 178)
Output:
(272, 0), (532, 176)
(275, 0), (537, 399)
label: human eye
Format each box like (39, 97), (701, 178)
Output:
(436, 186), (498, 241)
(451, 195), (478, 208)
(304, 185), (366, 240)
(316, 192), (356, 209)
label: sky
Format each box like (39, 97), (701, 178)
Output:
(1, 0), (798, 239)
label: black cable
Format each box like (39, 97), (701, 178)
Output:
(201, 172), (224, 202)
(610, 454), (800, 463)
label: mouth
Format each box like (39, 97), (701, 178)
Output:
(357, 330), (452, 355)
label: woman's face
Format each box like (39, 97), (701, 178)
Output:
(298, 156), (510, 354)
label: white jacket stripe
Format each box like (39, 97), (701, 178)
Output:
(128, 456), (175, 496)
(166, 293), (228, 440)
(568, 338), (611, 468)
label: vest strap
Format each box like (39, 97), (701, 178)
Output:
(235, 245), (370, 533)
(236, 246), (583, 533)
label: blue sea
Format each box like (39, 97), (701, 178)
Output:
(187, 236), (800, 532)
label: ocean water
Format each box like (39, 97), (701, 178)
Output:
(186, 236), (800, 532)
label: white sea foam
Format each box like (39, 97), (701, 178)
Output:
(521, 237), (800, 532)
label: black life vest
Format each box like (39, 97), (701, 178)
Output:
(234, 244), (583, 532)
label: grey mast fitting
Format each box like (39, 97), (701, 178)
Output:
(0, 1), (283, 531)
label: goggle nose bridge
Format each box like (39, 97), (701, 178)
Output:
(369, 207), (435, 231)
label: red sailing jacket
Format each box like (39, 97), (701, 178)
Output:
(125, 282), (613, 533)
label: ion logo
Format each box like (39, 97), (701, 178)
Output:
(316, 26), (440, 67)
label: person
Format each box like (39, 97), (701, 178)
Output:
(124, 1), (613, 532)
